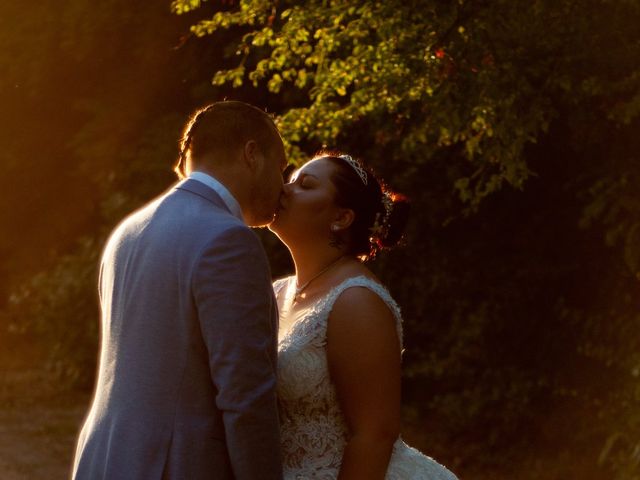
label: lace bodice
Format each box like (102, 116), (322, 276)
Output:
(274, 275), (457, 480)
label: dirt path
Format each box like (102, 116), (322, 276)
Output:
(0, 388), (89, 480)
(0, 333), (91, 480)
(0, 328), (614, 480)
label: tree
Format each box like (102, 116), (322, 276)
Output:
(173, 0), (640, 477)
(173, 0), (587, 201)
(0, 0), (222, 386)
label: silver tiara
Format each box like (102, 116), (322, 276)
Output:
(339, 154), (368, 185)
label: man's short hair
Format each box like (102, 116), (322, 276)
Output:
(175, 101), (280, 179)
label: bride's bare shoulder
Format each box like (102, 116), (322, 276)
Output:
(335, 261), (382, 286)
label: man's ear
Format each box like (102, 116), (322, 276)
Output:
(243, 140), (262, 172)
(332, 208), (355, 232)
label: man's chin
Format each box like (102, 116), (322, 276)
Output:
(247, 213), (277, 229)
(248, 221), (270, 229)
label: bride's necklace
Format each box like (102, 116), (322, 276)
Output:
(294, 256), (345, 301)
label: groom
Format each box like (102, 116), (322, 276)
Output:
(73, 101), (287, 479)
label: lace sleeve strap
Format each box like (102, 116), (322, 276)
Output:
(319, 275), (403, 349)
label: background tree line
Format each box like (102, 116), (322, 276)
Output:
(1, 1), (639, 478)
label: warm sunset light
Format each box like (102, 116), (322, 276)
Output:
(1, 1), (640, 479)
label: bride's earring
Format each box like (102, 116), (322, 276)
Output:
(329, 225), (344, 249)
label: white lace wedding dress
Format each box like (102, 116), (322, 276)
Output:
(274, 275), (458, 480)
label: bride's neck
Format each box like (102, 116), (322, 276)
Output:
(290, 245), (346, 286)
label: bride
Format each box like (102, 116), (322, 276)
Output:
(269, 152), (458, 479)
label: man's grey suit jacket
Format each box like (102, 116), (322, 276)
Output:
(72, 179), (283, 479)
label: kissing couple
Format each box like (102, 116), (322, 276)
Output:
(72, 101), (458, 479)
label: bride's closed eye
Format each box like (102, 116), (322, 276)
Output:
(299, 176), (316, 189)
(289, 172), (315, 188)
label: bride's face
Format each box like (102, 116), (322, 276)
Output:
(269, 157), (341, 244)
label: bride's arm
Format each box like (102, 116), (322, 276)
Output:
(327, 287), (402, 480)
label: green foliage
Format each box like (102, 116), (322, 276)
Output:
(174, 0), (640, 207)
(0, 0), (192, 388)
(173, 0), (640, 477)
(173, 0), (582, 206)
(7, 238), (100, 388)
(581, 170), (640, 278)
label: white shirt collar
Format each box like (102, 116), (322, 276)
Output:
(188, 171), (244, 222)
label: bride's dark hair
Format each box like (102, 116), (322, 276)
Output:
(315, 151), (410, 261)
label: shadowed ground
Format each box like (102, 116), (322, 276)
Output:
(0, 331), (594, 480)
(0, 330), (604, 480)
(0, 333), (90, 480)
